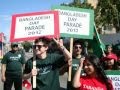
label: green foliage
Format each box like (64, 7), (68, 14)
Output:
(21, 41), (32, 52)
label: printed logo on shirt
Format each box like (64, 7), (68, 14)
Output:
(18, 54), (21, 58)
(37, 65), (52, 75)
(83, 84), (104, 90)
(72, 64), (79, 70)
(9, 55), (21, 61)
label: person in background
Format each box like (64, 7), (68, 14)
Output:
(103, 44), (116, 57)
(102, 53), (118, 70)
(101, 44), (118, 70)
(59, 39), (85, 90)
(23, 37), (72, 90)
(1, 42), (25, 90)
(73, 54), (113, 90)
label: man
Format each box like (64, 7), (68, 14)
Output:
(59, 39), (85, 90)
(1, 42), (25, 90)
(23, 37), (71, 90)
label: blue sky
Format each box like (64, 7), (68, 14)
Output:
(0, 0), (72, 41)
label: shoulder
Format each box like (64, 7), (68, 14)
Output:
(4, 51), (12, 55)
(26, 57), (33, 64)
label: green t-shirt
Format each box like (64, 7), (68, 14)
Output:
(1, 51), (25, 77)
(24, 53), (66, 90)
(67, 56), (84, 90)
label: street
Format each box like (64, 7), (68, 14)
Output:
(0, 52), (68, 90)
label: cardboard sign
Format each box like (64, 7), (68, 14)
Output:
(10, 11), (59, 42)
(106, 70), (120, 90)
(52, 6), (94, 39)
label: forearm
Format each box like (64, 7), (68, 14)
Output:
(23, 72), (32, 80)
(1, 64), (6, 77)
(59, 46), (72, 61)
(73, 66), (82, 88)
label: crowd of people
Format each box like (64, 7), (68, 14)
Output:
(1, 36), (120, 90)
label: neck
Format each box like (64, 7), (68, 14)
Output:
(75, 54), (81, 59)
(37, 52), (47, 59)
(107, 65), (113, 70)
(88, 72), (98, 78)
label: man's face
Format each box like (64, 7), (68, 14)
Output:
(73, 44), (82, 55)
(33, 42), (48, 55)
(12, 44), (18, 51)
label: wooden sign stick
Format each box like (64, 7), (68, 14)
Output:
(68, 38), (73, 81)
(33, 49), (36, 89)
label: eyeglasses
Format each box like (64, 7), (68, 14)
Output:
(33, 45), (45, 49)
(12, 45), (18, 47)
(74, 46), (82, 49)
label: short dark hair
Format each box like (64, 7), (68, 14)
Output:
(106, 44), (112, 48)
(34, 37), (51, 46)
(73, 39), (84, 48)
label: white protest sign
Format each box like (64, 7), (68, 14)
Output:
(52, 6), (94, 39)
(106, 70), (120, 90)
(107, 75), (120, 90)
(10, 11), (59, 42)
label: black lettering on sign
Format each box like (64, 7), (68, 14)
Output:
(68, 17), (77, 21)
(28, 30), (41, 35)
(64, 22), (82, 28)
(67, 28), (78, 33)
(115, 82), (120, 86)
(29, 21), (39, 25)
(25, 25), (45, 31)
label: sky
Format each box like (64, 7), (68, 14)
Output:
(0, 0), (72, 41)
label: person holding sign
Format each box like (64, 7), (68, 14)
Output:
(73, 54), (113, 90)
(59, 39), (85, 90)
(23, 37), (72, 90)
(1, 42), (25, 90)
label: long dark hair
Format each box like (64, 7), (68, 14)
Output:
(85, 54), (112, 90)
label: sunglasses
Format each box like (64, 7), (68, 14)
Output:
(12, 45), (18, 47)
(33, 45), (45, 49)
(74, 46), (82, 49)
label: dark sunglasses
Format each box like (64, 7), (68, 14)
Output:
(12, 45), (18, 47)
(33, 45), (45, 49)
(74, 46), (82, 49)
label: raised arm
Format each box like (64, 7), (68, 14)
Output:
(53, 38), (72, 61)
(73, 57), (85, 88)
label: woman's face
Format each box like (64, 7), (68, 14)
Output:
(83, 60), (96, 76)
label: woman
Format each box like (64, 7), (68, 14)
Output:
(73, 54), (113, 90)
(103, 53), (118, 70)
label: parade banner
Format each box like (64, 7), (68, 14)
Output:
(10, 11), (59, 42)
(52, 6), (94, 39)
(106, 70), (120, 89)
